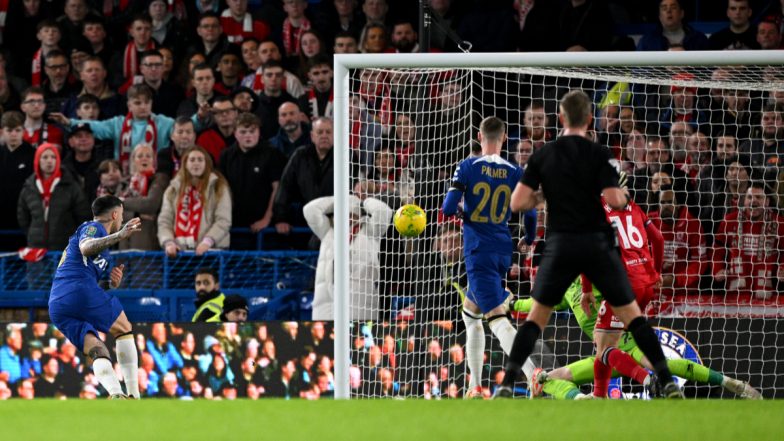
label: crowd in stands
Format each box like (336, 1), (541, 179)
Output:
(0, 321), (335, 399)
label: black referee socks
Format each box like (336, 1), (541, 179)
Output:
(502, 321), (542, 387)
(627, 316), (673, 383)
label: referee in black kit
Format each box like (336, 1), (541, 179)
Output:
(493, 90), (682, 399)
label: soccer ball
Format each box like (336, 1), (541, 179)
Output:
(393, 204), (427, 237)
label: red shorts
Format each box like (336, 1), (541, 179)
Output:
(596, 282), (656, 331)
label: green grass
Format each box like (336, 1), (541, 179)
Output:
(0, 399), (781, 441)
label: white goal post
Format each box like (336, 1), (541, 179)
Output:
(333, 51), (784, 400)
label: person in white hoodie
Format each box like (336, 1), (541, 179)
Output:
(304, 193), (393, 320)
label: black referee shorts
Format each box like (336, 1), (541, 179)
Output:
(532, 231), (636, 308)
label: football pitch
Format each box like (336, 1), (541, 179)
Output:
(0, 400), (782, 441)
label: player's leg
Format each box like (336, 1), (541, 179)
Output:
(110, 310), (140, 399)
(465, 254), (518, 358)
(584, 248), (680, 398)
(629, 346), (762, 399)
(495, 236), (579, 397)
(83, 332), (125, 398)
(592, 302), (649, 397)
(462, 297), (485, 397)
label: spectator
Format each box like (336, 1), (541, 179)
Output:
(121, 144), (170, 250)
(215, 46), (244, 92)
(177, 63), (218, 118)
(714, 183), (784, 299)
(697, 134), (740, 229)
(556, 0), (613, 52)
(61, 123), (104, 200)
(206, 350), (234, 395)
(138, 50), (184, 118)
(33, 355), (65, 398)
(708, 0), (759, 50)
(739, 104), (783, 181)
(147, 323), (185, 376)
(220, 112), (287, 247)
(281, 0), (312, 62)
(265, 358), (300, 398)
(348, 94), (383, 168)
(333, 31), (359, 54)
(296, 30), (327, 80)
(52, 84), (191, 175)
(31, 20), (62, 88)
(158, 146), (232, 257)
(42, 50), (80, 115)
(668, 120), (694, 165)
(648, 187), (707, 296)
(0, 112), (35, 249)
(95, 159), (127, 197)
(330, 0), (364, 41)
(620, 129), (647, 175)
(149, 0), (189, 53)
(81, 16), (113, 69)
(3, 0), (46, 81)
(157, 371), (185, 398)
(363, 0), (390, 25)
(232, 87), (258, 114)
(240, 38), (261, 72)
(0, 329), (24, 387)
(20, 87), (65, 149)
(254, 61), (297, 140)
(158, 117), (197, 178)
(158, 47), (176, 82)
(0, 380), (12, 400)
(17, 143), (91, 251)
(16, 378), (35, 399)
(178, 52), (207, 97)
(756, 19), (782, 50)
(110, 14), (156, 90)
(62, 57), (124, 119)
(521, 100), (551, 150)
(359, 23), (389, 53)
(192, 267), (226, 322)
(273, 117), (334, 235)
(179, 332), (198, 362)
(56, 0), (93, 53)
(390, 20), (419, 53)
(140, 351), (160, 396)
(426, 222), (466, 323)
(270, 101), (311, 158)
(220, 295), (249, 322)
(304, 193), (393, 320)
(196, 96), (239, 164)
(220, 0), (271, 44)
(637, 0), (708, 51)
(0, 64), (24, 112)
(189, 12), (231, 68)
(660, 73), (707, 134)
(241, 40), (306, 98)
(681, 131), (712, 185)
(298, 56), (333, 121)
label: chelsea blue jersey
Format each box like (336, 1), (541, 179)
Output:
(51, 221), (112, 296)
(445, 155), (522, 255)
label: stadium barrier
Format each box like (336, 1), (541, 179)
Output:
(0, 321), (334, 400)
(0, 250), (319, 322)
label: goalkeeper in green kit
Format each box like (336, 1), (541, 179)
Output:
(509, 277), (762, 399)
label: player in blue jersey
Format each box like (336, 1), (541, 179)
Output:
(49, 195), (142, 399)
(442, 117), (534, 397)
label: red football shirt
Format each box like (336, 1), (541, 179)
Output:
(603, 199), (659, 287)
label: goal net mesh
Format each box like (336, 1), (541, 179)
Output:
(344, 63), (784, 399)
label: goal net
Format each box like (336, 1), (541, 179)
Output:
(333, 52), (784, 399)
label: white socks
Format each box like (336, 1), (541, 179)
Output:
(488, 316), (517, 355)
(115, 335), (140, 398)
(92, 357), (123, 396)
(462, 310), (485, 390)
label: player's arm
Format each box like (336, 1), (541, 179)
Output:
(510, 182), (542, 213)
(523, 208), (538, 245)
(442, 163), (466, 217)
(602, 187), (629, 211)
(645, 220), (665, 274)
(79, 218), (141, 257)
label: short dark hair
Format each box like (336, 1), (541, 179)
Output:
(36, 19), (60, 33)
(140, 50), (163, 64)
(261, 60), (283, 71)
(44, 49), (68, 64)
(1, 111), (24, 129)
(559, 90), (592, 128)
(212, 95), (233, 106)
(191, 62), (213, 77)
(334, 31), (357, 41)
(127, 84), (154, 101)
(76, 94), (100, 110)
(174, 115), (195, 127)
(130, 13), (153, 26)
(198, 11), (220, 24)
(195, 267), (219, 282)
(479, 116), (505, 142)
(307, 54), (332, 72)
(92, 195), (123, 217)
(236, 112), (261, 128)
(21, 87), (45, 102)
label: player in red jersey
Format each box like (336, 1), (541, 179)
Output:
(581, 172), (665, 398)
